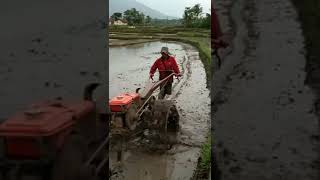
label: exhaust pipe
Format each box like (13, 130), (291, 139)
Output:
(83, 83), (100, 101)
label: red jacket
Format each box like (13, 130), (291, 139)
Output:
(211, 7), (223, 40)
(211, 4), (229, 49)
(150, 56), (180, 82)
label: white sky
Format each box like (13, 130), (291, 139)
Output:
(135, 0), (211, 18)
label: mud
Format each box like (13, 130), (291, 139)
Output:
(213, 0), (320, 179)
(0, 0), (107, 179)
(0, 0), (107, 121)
(109, 41), (210, 179)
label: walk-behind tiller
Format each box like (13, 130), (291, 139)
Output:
(109, 72), (180, 145)
(0, 83), (108, 180)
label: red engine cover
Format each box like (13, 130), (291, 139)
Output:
(109, 93), (140, 112)
(0, 99), (95, 159)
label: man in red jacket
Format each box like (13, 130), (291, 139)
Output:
(212, 4), (230, 68)
(149, 47), (181, 99)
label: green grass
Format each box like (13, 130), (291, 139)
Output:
(199, 135), (211, 170)
(176, 31), (210, 38)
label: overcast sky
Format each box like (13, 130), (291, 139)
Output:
(135, 0), (210, 18)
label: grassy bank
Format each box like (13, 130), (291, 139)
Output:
(109, 26), (211, 87)
(192, 135), (212, 179)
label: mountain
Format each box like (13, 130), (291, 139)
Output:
(109, 0), (177, 20)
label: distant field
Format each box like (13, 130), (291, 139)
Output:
(109, 25), (210, 34)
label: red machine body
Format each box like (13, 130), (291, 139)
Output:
(0, 100), (95, 159)
(109, 93), (140, 112)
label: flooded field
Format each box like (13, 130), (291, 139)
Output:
(0, 23), (107, 122)
(213, 0), (320, 179)
(109, 41), (210, 180)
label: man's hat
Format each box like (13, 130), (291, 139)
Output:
(160, 47), (170, 55)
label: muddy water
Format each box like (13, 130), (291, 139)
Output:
(109, 41), (210, 180)
(214, 0), (319, 179)
(0, 25), (107, 121)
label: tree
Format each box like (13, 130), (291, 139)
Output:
(201, 13), (211, 29)
(124, 8), (136, 25)
(150, 18), (182, 26)
(145, 15), (151, 24)
(111, 12), (122, 21)
(138, 12), (145, 25)
(183, 7), (192, 27)
(192, 4), (203, 18)
(182, 4), (210, 29)
(123, 8), (145, 25)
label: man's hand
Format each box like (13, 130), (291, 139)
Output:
(175, 73), (182, 80)
(149, 73), (154, 80)
(175, 73), (182, 77)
